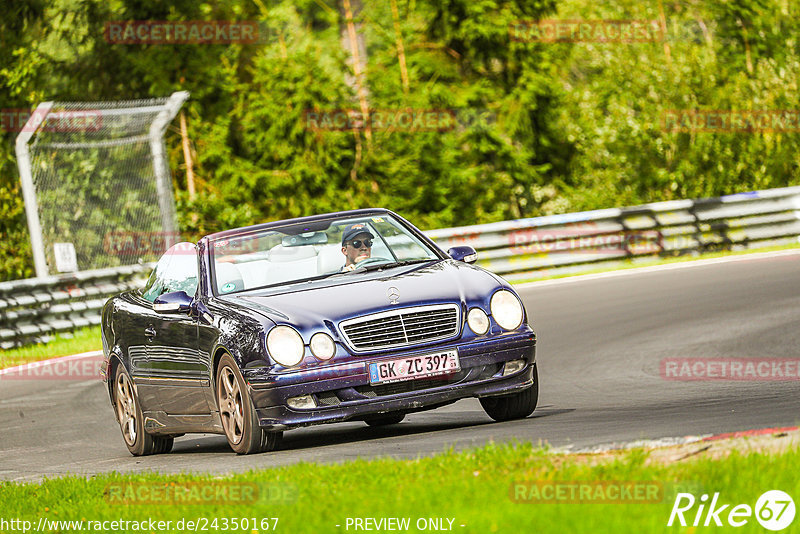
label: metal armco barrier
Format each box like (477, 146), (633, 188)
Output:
(0, 264), (151, 349)
(426, 185), (800, 281)
(1, 186), (799, 348)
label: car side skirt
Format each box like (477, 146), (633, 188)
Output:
(142, 411), (224, 436)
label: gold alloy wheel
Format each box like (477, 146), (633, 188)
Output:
(115, 371), (137, 446)
(218, 365), (245, 444)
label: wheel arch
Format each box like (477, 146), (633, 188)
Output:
(211, 345), (235, 382)
(211, 344), (242, 410)
(106, 347), (126, 416)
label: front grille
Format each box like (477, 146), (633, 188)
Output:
(355, 369), (467, 396)
(309, 363), (506, 405)
(340, 304), (460, 351)
(315, 391), (341, 406)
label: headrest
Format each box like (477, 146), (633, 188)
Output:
(215, 262), (244, 294)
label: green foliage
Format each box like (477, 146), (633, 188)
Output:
(1, 0), (798, 280)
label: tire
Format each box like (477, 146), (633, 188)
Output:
(479, 363), (539, 422)
(364, 413), (405, 427)
(216, 354), (282, 455)
(113, 363), (173, 456)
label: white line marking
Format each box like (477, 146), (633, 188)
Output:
(0, 350), (103, 376)
(515, 249), (800, 289)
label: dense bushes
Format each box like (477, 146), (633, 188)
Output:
(1, 0), (797, 280)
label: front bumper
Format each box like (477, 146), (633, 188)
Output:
(246, 329), (536, 430)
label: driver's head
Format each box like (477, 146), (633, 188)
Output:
(341, 224), (374, 266)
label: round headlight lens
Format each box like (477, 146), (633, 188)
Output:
(467, 308), (490, 335)
(490, 290), (524, 331)
(266, 326), (305, 367)
(310, 332), (336, 360)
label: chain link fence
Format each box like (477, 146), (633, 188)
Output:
(15, 92), (188, 277)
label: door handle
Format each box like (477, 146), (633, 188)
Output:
(144, 325), (156, 339)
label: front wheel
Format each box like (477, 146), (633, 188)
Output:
(479, 363), (538, 422)
(216, 354), (282, 454)
(114, 363), (173, 456)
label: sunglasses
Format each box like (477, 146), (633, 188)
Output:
(347, 239), (373, 248)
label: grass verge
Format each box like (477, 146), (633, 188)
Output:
(0, 326), (101, 370)
(0, 440), (797, 533)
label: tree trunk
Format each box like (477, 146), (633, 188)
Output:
(391, 0), (410, 94)
(340, 0), (371, 144)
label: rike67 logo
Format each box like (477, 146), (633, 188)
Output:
(668, 490), (795, 531)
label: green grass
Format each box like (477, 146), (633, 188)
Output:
(0, 326), (101, 369)
(0, 441), (796, 533)
(510, 242), (800, 284)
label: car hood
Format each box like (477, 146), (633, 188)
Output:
(220, 259), (506, 331)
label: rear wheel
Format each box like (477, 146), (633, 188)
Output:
(480, 363), (538, 422)
(114, 364), (173, 456)
(364, 413), (405, 427)
(216, 354), (282, 454)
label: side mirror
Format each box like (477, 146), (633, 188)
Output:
(154, 291), (193, 314)
(448, 246), (478, 264)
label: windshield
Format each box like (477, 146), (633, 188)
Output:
(210, 214), (440, 295)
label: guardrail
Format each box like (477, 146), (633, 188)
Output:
(427, 186), (800, 281)
(0, 264), (151, 349)
(1, 186), (799, 348)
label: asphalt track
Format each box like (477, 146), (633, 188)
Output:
(2, 251), (799, 481)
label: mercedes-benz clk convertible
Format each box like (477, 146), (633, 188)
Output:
(101, 209), (538, 455)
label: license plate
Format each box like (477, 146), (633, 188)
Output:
(368, 350), (460, 385)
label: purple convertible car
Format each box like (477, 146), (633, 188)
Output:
(101, 209), (537, 455)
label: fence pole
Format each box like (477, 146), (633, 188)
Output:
(148, 91), (189, 250)
(15, 102), (54, 278)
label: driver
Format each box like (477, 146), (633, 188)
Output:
(341, 223), (374, 272)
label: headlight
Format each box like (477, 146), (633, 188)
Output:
(266, 326), (305, 367)
(490, 290), (524, 331)
(467, 308), (489, 335)
(310, 332), (336, 360)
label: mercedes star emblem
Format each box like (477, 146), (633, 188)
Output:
(387, 286), (400, 304)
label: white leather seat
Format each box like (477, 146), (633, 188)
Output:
(316, 244), (345, 274)
(215, 262), (244, 293)
(268, 244), (319, 284)
(236, 260), (271, 289)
